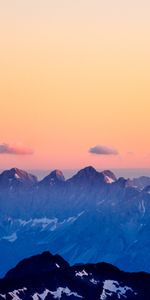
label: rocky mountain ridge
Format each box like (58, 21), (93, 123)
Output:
(0, 251), (150, 299)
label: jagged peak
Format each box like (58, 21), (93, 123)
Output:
(39, 169), (65, 186)
(50, 169), (65, 181)
(0, 167), (37, 183)
(101, 170), (117, 183)
(74, 166), (97, 176)
(68, 166), (116, 185)
(67, 166), (106, 186)
(5, 251), (69, 280)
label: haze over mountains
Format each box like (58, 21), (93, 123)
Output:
(0, 166), (150, 277)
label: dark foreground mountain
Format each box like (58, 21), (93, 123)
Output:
(0, 251), (150, 300)
(0, 166), (150, 276)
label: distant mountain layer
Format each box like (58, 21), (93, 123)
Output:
(0, 166), (150, 276)
(0, 166), (150, 190)
(127, 176), (150, 190)
(0, 251), (150, 300)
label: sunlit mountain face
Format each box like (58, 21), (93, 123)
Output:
(0, 166), (150, 278)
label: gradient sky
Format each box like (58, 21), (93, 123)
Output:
(0, 0), (150, 170)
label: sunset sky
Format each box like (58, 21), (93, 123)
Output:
(0, 0), (150, 171)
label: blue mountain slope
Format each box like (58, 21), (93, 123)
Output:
(0, 166), (150, 276)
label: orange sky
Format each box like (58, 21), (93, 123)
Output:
(0, 0), (150, 170)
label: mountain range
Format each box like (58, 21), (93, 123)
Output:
(0, 166), (150, 276)
(0, 251), (150, 299)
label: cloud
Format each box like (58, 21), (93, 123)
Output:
(0, 143), (34, 155)
(89, 145), (118, 155)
